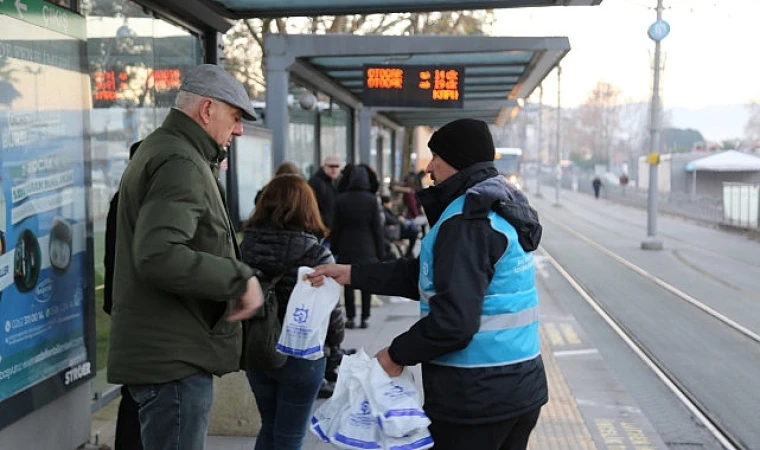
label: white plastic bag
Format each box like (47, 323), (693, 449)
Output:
(363, 360), (430, 438)
(311, 352), (354, 442)
(383, 427), (434, 450)
(331, 352), (382, 449)
(276, 266), (341, 360)
(311, 380), (348, 443)
(311, 350), (434, 450)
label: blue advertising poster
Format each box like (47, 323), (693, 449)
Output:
(0, 12), (92, 408)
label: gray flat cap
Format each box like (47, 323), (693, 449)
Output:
(180, 64), (257, 121)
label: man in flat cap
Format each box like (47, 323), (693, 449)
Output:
(108, 64), (265, 450)
(307, 118), (547, 450)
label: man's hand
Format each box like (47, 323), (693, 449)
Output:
(227, 276), (264, 322)
(305, 264), (351, 287)
(375, 347), (403, 378)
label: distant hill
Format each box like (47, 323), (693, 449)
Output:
(666, 104), (749, 142)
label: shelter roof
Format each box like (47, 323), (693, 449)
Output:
(265, 34), (570, 127)
(685, 150), (760, 172)
(202, 0), (603, 18)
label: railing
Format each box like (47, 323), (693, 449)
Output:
(539, 174), (728, 226)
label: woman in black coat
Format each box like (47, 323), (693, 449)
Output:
(331, 164), (384, 329)
(240, 174), (344, 450)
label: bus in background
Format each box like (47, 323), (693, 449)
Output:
(494, 147), (522, 189)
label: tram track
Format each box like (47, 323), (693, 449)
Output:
(537, 212), (760, 449)
(541, 212), (760, 345)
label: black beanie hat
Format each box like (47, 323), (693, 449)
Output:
(427, 118), (495, 170)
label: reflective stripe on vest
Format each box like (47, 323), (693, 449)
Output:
(418, 194), (540, 368)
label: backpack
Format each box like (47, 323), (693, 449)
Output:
(241, 271), (289, 371)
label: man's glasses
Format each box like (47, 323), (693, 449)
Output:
(326, 164), (341, 169)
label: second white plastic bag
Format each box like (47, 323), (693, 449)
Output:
(362, 359), (430, 438)
(276, 266), (341, 360)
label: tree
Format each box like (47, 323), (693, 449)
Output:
(223, 11), (495, 99)
(744, 101), (760, 144)
(575, 80), (621, 167)
(0, 57), (21, 107)
(661, 128), (704, 153)
(223, 11), (495, 176)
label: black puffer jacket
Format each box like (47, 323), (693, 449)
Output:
(240, 227), (344, 348)
(332, 164), (384, 264)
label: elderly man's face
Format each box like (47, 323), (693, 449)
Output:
(323, 161), (341, 180)
(205, 99), (244, 148)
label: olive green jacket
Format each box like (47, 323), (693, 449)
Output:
(107, 109), (254, 385)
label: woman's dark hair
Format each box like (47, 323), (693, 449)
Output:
(242, 174), (328, 238)
(275, 161), (300, 176)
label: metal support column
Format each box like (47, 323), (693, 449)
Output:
(536, 85), (543, 198)
(390, 130), (398, 186)
(358, 108), (373, 165)
(554, 66), (562, 206)
(205, 32), (224, 65)
(642, 0), (666, 250)
(265, 57), (290, 167)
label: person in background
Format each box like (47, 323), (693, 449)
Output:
(240, 174), (344, 450)
(103, 141), (143, 450)
(307, 118), (547, 450)
(592, 176), (602, 199)
(108, 64), (265, 450)
(308, 154), (342, 230)
(381, 194), (418, 259)
(331, 164), (384, 329)
(255, 161), (300, 206)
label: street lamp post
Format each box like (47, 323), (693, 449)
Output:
(554, 66), (562, 206)
(536, 85), (543, 198)
(641, 0), (668, 250)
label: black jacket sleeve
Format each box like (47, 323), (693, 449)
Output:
(387, 216), (507, 366)
(352, 258), (420, 299)
(320, 248), (345, 348)
(330, 201), (343, 254)
(371, 197), (385, 259)
(103, 192), (119, 315)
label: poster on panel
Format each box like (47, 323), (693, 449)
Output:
(0, 2), (93, 420)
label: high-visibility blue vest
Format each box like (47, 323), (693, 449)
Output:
(419, 194), (540, 368)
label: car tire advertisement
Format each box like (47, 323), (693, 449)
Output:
(0, 3), (95, 430)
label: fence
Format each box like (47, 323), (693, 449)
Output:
(569, 175), (727, 225)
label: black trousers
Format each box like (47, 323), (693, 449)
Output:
(115, 385), (143, 450)
(344, 285), (371, 320)
(428, 408), (541, 450)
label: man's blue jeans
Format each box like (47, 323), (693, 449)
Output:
(127, 372), (213, 450)
(247, 356), (327, 450)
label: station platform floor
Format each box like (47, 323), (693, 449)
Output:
(91, 276), (669, 450)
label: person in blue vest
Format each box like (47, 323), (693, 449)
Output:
(306, 118), (547, 450)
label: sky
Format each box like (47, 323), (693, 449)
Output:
(493, 0), (760, 111)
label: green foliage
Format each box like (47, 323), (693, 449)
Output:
(223, 11), (495, 99)
(661, 128), (704, 153)
(569, 153), (606, 171)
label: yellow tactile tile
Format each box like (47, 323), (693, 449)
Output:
(528, 328), (597, 450)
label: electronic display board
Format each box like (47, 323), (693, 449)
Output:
(362, 65), (464, 108)
(0, 1), (95, 431)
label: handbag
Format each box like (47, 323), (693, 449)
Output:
(241, 270), (290, 371)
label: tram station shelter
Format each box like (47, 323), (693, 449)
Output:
(0, 1), (598, 449)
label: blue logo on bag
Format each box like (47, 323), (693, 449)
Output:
(360, 400), (371, 415)
(293, 305), (309, 324)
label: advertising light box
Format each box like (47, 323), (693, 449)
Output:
(362, 64), (465, 108)
(0, 2), (95, 430)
